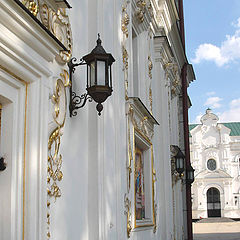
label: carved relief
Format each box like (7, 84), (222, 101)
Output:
(148, 55), (153, 112)
(121, 0), (130, 100)
(129, 107), (154, 140)
(152, 168), (157, 233)
(135, 0), (154, 23)
(47, 70), (69, 239)
(136, 0), (146, 23)
(124, 194), (132, 238)
(148, 56), (153, 79)
(122, 3), (130, 38)
(162, 60), (181, 97)
(19, 0), (72, 63)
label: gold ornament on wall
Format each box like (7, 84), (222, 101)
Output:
(148, 56), (153, 79)
(129, 107), (154, 141)
(136, 0), (146, 23)
(29, 1), (39, 16)
(47, 70), (69, 239)
(148, 55), (153, 112)
(122, 45), (129, 100)
(124, 194), (132, 238)
(122, 4), (130, 38)
(19, 0), (73, 63)
(121, 0), (130, 101)
(152, 167), (157, 233)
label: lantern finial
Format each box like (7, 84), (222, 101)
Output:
(97, 33), (102, 45)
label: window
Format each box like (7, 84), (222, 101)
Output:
(207, 159), (217, 171)
(126, 98), (158, 232)
(134, 128), (154, 227)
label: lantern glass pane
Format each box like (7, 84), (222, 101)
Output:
(97, 60), (105, 86)
(180, 158), (183, 168)
(109, 65), (112, 88)
(87, 65), (90, 88)
(90, 61), (95, 87)
(176, 158), (183, 169)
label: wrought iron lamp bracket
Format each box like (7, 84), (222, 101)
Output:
(68, 58), (92, 117)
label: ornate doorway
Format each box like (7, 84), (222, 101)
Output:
(207, 187), (221, 217)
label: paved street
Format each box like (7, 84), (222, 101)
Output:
(193, 218), (240, 240)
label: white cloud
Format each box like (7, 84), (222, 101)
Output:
(204, 97), (222, 109)
(218, 98), (240, 122)
(192, 44), (228, 66)
(232, 17), (240, 28)
(192, 18), (240, 67)
(206, 91), (216, 96)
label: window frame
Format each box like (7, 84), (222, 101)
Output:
(133, 128), (155, 228)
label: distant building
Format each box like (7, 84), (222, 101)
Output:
(189, 109), (240, 219)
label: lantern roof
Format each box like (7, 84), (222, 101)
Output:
(91, 34), (107, 54)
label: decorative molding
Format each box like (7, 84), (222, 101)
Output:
(19, 0), (73, 63)
(135, 0), (146, 23)
(148, 56), (153, 79)
(148, 55), (153, 112)
(152, 167), (157, 233)
(127, 106), (133, 192)
(47, 70), (69, 239)
(122, 3), (130, 38)
(122, 0), (130, 101)
(133, 0), (155, 26)
(126, 100), (157, 231)
(129, 107), (154, 141)
(124, 194), (132, 238)
(122, 45), (129, 100)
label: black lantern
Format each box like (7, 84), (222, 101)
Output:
(175, 150), (185, 175)
(186, 165), (195, 184)
(0, 157), (6, 171)
(68, 34), (115, 117)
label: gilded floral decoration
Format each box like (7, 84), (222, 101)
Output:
(47, 70), (69, 239)
(19, 0), (73, 63)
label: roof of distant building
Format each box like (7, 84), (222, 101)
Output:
(189, 122), (240, 136)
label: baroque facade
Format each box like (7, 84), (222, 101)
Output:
(0, 0), (194, 240)
(190, 109), (240, 219)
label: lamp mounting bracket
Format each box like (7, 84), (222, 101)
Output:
(68, 58), (92, 117)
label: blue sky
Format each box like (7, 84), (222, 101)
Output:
(184, 0), (240, 123)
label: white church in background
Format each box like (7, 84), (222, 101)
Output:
(189, 109), (240, 219)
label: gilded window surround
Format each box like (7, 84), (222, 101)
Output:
(126, 99), (158, 234)
(133, 128), (155, 229)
